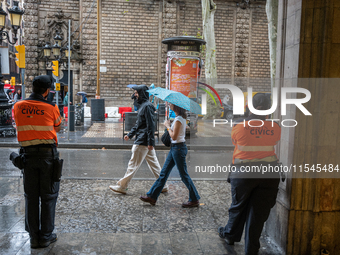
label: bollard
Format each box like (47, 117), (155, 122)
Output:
(69, 105), (75, 131)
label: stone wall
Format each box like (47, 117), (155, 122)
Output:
(24, 0), (271, 106)
(250, 6), (271, 79)
(23, 0), (39, 88)
(214, 1), (234, 80)
(24, 0), (82, 100)
(100, 0), (161, 105)
(81, 0), (100, 96)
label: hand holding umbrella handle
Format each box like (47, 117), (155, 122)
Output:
(164, 120), (170, 129)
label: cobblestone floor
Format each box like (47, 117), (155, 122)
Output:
(0, 178), (282, 254)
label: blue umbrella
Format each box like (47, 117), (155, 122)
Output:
(76, 91), (87, 96)
(127, 84), (137, 89)
(147, 87), (201, 114)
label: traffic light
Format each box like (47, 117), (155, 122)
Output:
(10, 77), (15, 86)
(15, 45), (25, 68)
(52, 61), (59, 77)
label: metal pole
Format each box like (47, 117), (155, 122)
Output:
(67, 20), (71, 140)
(55, 76), (59, 107)
(21, 68), (25, 99)
(96, 0), (100, 98)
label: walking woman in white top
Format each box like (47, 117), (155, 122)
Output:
(140, 103), (200, 208)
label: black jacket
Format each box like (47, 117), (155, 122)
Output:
(128, 85), (156, 146)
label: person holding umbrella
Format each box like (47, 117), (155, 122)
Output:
(81, 94), (88, 107)
(140, 88), (201, 208)
(76, 92), (88, 107)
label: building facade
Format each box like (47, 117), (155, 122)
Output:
(24, 0), (270, 106)
(1, 0), (24, 84)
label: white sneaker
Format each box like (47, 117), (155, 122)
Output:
(109, 185), (127, 194)
(161, 188), (168, 193)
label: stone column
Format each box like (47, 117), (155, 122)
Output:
(23, 0), (39, 92)
(267, 1), (340, 254)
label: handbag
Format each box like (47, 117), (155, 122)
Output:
(161, 128), (171, 147)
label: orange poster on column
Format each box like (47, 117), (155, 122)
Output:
(170, 58), (199, 97)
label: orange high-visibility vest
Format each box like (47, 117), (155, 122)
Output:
(14, 98), (62, 147)
(231, 119), (281, 164)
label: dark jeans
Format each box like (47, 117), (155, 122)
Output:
(221, 173), (280, 255)
(147, 143), (200, 202)
(23, 150), (60, 241)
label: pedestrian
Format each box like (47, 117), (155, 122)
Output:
(6, 90), (14, 102)
(14, 89), (22, 102)
(140, 103), (200, 208)
(82, 94), (88, 107)
(217, 93), (281, 255)
(109, 85), (168, 194)
(131, 92), (139, 111)
(63, 92), (68, 106)
(13, 75), (63, 249)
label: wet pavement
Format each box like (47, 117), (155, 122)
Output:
(0, 178), (283, 255)
(0, 118), (234, 150)
(0, 118), (284, 254)
(0, 148), (233, 180)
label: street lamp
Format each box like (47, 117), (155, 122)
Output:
(0, 1), (24, 137)
(54, 32), (62, 47)
(64, 46), (72, 58)
(51, 42), (61, 58)
(0, 1), (25, 45)
(41, 31), (72, 110)
(43, 43), (52, 58)
(0, 5), (6, 29)
(43, 32), (72, 68)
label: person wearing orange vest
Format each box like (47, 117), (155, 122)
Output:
(218, 93), (281, 255)
(13, 75), (62, 249)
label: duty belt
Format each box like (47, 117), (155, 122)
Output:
(20, 146), (56, 154)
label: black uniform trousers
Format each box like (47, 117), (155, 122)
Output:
(21, 146), (60, 241)
(222, 167), (280, 255)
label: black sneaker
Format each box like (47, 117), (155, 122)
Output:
(218, 226), (226, 238)
(225, 236), (235, 245)
(39, 233), (57, 248)
(30, 238), (40, 249)
(218, 226), (234, 245)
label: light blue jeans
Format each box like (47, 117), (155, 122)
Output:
(147, 143), (200, 202)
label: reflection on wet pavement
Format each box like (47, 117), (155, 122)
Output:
(0, 118), (234, 148)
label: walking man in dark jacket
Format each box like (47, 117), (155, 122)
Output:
(109, 85), (168, 194)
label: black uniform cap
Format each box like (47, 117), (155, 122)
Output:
(252, 93), (270, 110)
(32, 75), (54, 89)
